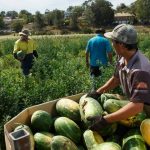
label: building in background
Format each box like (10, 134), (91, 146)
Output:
(114, 12), (135, 24)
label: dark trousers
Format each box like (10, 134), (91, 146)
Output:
(90, 66), (101, 77)
(21, 54), (34, 75)
(90, 66), (102, 91)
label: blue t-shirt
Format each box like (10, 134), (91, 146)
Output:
(86, 34), (112, 66)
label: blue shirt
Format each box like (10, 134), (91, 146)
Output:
(86, 34), (112, 66)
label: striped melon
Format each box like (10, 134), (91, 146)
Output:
(79, 96), (103, 127)
(140, 119), (150, 145)
(93, 142), (121, 150)
(56, 98), (80, 121)
(51, 135), (78, 150)
(54, 117), (81, 143)
(83, 130), (104, 150)
(34, 132), (54, 150)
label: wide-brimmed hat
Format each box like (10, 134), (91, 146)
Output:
(104, 24), (137, 44)
(19, 29), (30, 36)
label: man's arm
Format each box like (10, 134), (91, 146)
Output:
(87, 76), (120, 99)
(108, 52), (113, 64)
(97, 76), (120, 94)
(33, 50), (38, 58)
(86, 52), (89, 68)
(104, 102), (144, 123)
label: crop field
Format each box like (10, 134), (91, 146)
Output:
(0, 32), (150, 149)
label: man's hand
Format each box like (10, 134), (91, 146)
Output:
(87, 116), (109, 131)
(86, 90), (101, 100)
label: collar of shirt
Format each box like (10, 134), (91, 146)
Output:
(97, 34), (103, 37)
(119, 50), (139, 74)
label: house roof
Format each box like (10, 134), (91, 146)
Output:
(115, 12), (135, 17)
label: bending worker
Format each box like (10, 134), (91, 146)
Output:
(87, 24), (150, 130)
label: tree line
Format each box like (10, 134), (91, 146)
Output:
(0, 0), (150, 34)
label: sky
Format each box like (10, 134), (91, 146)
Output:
(0, 0), (136, 14)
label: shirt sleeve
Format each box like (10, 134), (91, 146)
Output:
(130, 71), (150, 104)
(105, 40), (112, 53)
(13, 41), (19, 53)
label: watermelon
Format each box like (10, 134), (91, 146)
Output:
(17, 50), (26, 60)
(78, 145), (86, 150)
(103, 99), (147, 127)
(14, 124), (34, 150)
(56, 98), (80, 121)
(31, 110), (53, 132)
(106, 134), (121, 146)
(54, 117), (81, 143)
(79, 96), (103, 127)
(51, 135), (78, 150)
(140, 119), (150, 146)
(103, 99), (129, 113)
(34, 132), (54, 150)
(83, 129), (104, 149)
(122, 129), (146, 150)
(98, 122), (118, 137)
(100, 93), (124, 106)
(93, 142), (121, 150)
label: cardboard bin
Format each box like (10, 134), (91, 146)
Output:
(4, 93), (84, 150)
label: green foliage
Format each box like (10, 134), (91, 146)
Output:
(11, 20), (24, 32)
(0, 39), (15, 56)
(135, 0), (150, 23)
(1, 33), (149, 149)
(88, 0), (114, 26)
(34, 11), (45, 29)
(0, 16), (5, 29)
(19, 10), (33, 23)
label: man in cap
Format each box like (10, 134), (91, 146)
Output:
(13, 29), (38, 76)
(85, 28), (113, 90)
(86, 24), (150, 131)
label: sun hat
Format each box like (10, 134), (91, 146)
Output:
(104, 24), (137, 44)
(19, 29), (30, 36)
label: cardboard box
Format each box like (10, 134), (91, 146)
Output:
(4, 93), (84, 150)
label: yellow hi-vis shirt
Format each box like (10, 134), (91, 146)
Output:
(13, 38), (36, 54)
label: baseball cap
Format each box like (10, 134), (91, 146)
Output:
(104, 24), (137, 44)
(19, 29), (30, 36)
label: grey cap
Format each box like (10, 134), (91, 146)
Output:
(104, 24), (137, 44)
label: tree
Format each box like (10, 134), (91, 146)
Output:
(82, 7), (94, 26)
(135, 0), (150, 24)
(19, 10), (34, 23)
(116, 3), (129, 12)
(11, 20), (23, 32)
(6, 11), (18, 19)
(0, 11), (6, 17)
(67, 6), (84, 30)
(45, 11), (53, 25)
(90, 0), (114, 26)
(52, 9), (64, 27)
(34, 11), (45, 29)
(0, 16), (5, 29)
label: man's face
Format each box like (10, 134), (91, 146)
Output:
(112, 40), (123, 56)
(20, 35), (28, 41)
